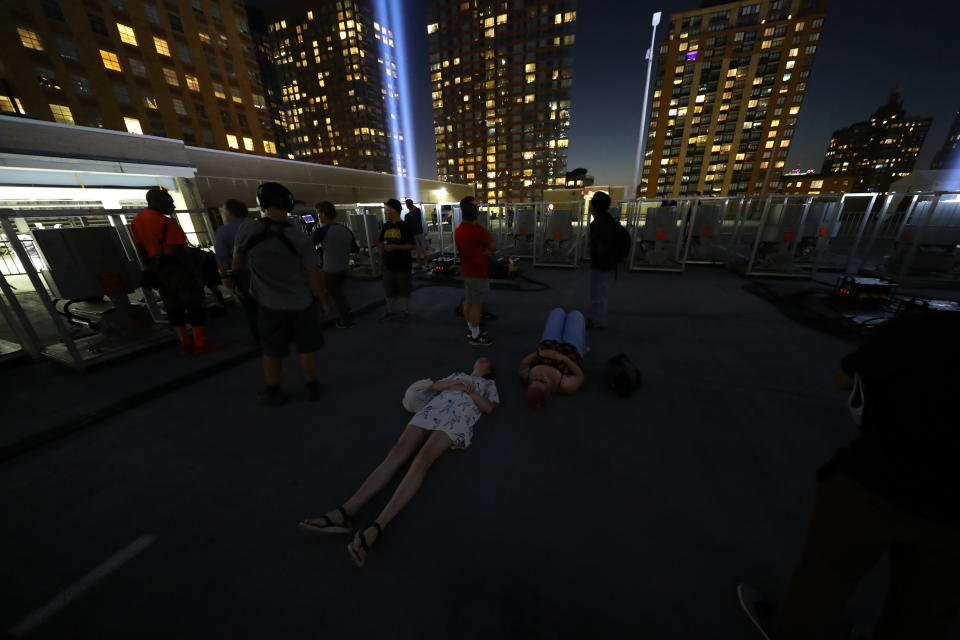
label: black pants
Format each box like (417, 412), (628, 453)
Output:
(324, 270), (351, 324)
(156, 261), (204, 327)
(774, 472), (960, 639)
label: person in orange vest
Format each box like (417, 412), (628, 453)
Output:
(131, 188), (217, 355)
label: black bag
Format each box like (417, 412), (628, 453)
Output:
(140, 217), (171, 289)
(605, 353), (642, 397)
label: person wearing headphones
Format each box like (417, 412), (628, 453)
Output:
(132, 188), (216, 355)
(232, 182), (328, 405)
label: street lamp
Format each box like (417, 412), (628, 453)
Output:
(630, 11), (662, 202)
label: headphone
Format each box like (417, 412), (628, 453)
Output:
(256, 182), (296, 213)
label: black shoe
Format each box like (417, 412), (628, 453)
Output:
(737, 584), (775, 640)
(398, 311), (410, 323)
(378, 311), (396, 323)
(335, 320), (353, 329)
(468, 332), (493, 346)
(257, 385), (287, 406)
(305, 381), (322, 401)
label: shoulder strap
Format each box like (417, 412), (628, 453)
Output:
(241, 218), (299, 257)
(158, 217), (171, 252)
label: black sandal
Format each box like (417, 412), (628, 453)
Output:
(298, 506), (352, 535)
(347, 522), (382, 567)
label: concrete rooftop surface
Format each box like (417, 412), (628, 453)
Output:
(1, 266), (956, 639)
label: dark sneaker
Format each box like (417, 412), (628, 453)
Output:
(335, 321), (353, 329)
(468, 332), (493, 346)
(305, 381), (322, 402)
(377, 311), (396, 323)
(257, 386), (288, 406)
(737, 584), (775, 640)
(398, 311), (410, 323)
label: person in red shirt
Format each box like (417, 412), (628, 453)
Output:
(454, 196), (494, 346)
(131, 188), (215, 355)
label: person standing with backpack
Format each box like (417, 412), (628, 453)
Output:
(232, 182), (328, 405)
(587, 191), (630, 330)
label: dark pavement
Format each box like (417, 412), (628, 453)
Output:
(1, 266), (954, 638)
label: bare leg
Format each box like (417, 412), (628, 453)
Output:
(262, 355), (282, 385)
(299, 352), (317, 383)
(303, 425), (429, 528)
(467, 302), (483, 329)
(349, 430), (452, 562)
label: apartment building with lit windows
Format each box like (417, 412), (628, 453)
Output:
(0, 0), (278, 156)
(427, 0), (577, 204)
(642, 0), (827, 198)
(260, 0), (400, 173)
(821, 88), (931, 193)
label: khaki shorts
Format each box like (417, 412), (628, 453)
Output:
(463, 277), (490, 304)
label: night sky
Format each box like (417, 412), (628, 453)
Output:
(256, 0), (959, 186)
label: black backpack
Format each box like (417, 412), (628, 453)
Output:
(593, 218), (632, 269)
(612, 222), (631, 263)
(605, 353), (642, 397)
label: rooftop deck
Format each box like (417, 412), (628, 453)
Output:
(5, 265), (944, 638)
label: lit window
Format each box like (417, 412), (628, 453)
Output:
(100, 50), (121, 71)
(231, 88), (242, 104)
(143, 92), (159, 109)
(0, 95), (16, 113)
(524, 94), (535, 103)
(226, 134), (239, 149)
(154, 36), (170, 56)
(213, 83), (226, 99)
(242, 136), (254, 151)
(49, 104), (74, 124)
(124, 117), (143, 135)
(427, 22), (438, 34)
(18, 27), (44, 51)
(789, 48), (799, 57)
(117, 24), (138, 46)
(162, 67), (179, 86)
(185, 74), (200, 91)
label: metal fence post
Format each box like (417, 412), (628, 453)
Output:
(897, 193), (942, 283)
(843, 193), (878, 274)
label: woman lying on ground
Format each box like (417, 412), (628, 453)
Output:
(299, 357), (499, 567)
(519, 307), (586, 409)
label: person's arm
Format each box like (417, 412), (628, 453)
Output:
(518, 351), (539, 382)
(306, 265), (327, 299)
(558, 373), (584, 395)
(538, 349), (584, 378)
(468, 391), (496, 414)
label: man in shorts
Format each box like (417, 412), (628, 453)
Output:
(454, 196), (494, 346)
(378, 198), (415, 322)
(233, 182), (327, 405)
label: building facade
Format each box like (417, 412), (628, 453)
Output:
(642, 0), (827, 199)
(930, 108), (959, 171)
(779, 172), (852, 194)
(260, 0), (401, 173)
(0, 0), (279, 156)
(821, 88), (931, 193)
(427, 0), (577, 204)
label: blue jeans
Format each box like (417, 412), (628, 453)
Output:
(590, 269), (614, 327)
(540, 308), (586, 355)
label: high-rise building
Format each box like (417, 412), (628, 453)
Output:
(427, 0), (577, 204)
(259, 0), (401, 174)
(642, 0), (827, 198)
(821, 88), (931, 192)
(930, 108), (959, 171)
(0, 0), (279, 156)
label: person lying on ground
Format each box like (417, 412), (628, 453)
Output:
(299, 357), (499, 567)
(519, 307), (586, 409)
